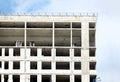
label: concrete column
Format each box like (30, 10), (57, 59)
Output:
(2, 61), (4, 70)
(25, 75), (30, 82)
(37, 75), (41, 82)
(21, 61), (24, 72)
(9, 48), (13, 58)
(20, 75), (25, 82)
(9, 61), (13, 70)
(38, 61), (41, 71)
(1, 75), (4, 82)
(2, 48), (5, 57)
(52, 75), (56, 82)
(37, 48), (42, 57)
(70, 22), (72, 48)
(26, 49), (30, 58)
(52, 49), (56, 71)
(20, 48), (25, 58)
(81, 21), (90, 82)
(9, 75), (12, 82)
(52, 22), (55, 48)
(70, 75), (74, 82)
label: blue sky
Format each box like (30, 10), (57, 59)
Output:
(0, 0), (120, 82)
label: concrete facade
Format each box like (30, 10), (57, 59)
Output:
(0, 15), (97, 82)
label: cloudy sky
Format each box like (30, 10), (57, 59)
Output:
(0, 0), (120, 82)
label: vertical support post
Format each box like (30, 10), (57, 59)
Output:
(52, 22), (55, 48)
(70, 22), (72, 48)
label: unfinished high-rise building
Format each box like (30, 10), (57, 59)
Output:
(0, 14), (97, 82)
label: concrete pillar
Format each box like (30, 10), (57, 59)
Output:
(9, 48), (13, 57)
(1, 75), (4, 82)
(26, 49), (30, 58)
(20, 48), (25, 58)
(25, 75), (30, 82)
(20, 75), (25, 82)
(52, 22), (55, 48)
(81, 21), (90, 82)
(52, 75), (56, 82)
(37, 75), (41, 82)
(52, 49), (56, 71)
(21, 61), (24, 72)
(2, 48), (5, 57)
(9, 61), (13, 70)
(2, 61), (4, 70)
(38, 61), (41, 71)
(37, 48), (42, 57)
(70, 22), (72, 47)
(8, 75), (12, 82)
(70, 75), (74, 82)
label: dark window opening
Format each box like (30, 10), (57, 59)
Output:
(74, 48), (81, 56)
(42, 75), (51, 82)
(31, 48), (37, 56)
(75, 75), (81, 82)
(14, 48), (20, 56)
(72, 22), (81, 28)
(30, 75), (37, 82)
(56, 75), (70, 82)
(89, 30), (95, 47)
(90, 62), (96, 70)
(0, 48), (2, 56)
(74, 62), (81, 70)
(55, 22), (70, 28)
(56, 48), (69, 56)
(89, 22), (95, 28)
(13, 75), (20, 82)
(4, 75), (8, 82)
(90, 48), (95, 57)
(42, 48), (51, 56)
(42, 62), (51, 69)
(30, 62), (37, 69)
(0, 62), (1, 68)
(4, 61), (9, 69)
(13, 62), (20, 69)
(5, 48), (9, 56)
(0, 75), (1, 82)
(56, 62), (70, 70)
(90, 75), (96, 82)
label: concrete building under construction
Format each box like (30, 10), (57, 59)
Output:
(0, 14), (97, 82)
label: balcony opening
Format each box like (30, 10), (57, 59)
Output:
(42, 62), (51, 69)
(89, 30), (95, 47)
(42, 75), (51, 82)
(89, 48), (96, 57)
(90, 75), (96, 82)
(4, 61), (9, 69)
(72, 30), (81, 46)
(56, 75), (70, 82)
(55, 30), (70, 46)
(13, 75), (20, 82)
(0, 62), (1, 68)
(13, 61), (20, 69)
(5, 48), (9, 56)
(74, 48), (81, 56)
(30, 62), (37, 69)
(27, 22), (52, 28)
(0, 48), (2, 56)
(30, 75), (37, 82)
(14, 48), (20, 56)
(56, 62), (70, 70)
(42, 48), (51, 56)
(55, 22), (70, 28)
(56, 48), (69, 56)
(72, 22), (81, 28)
(74, 62), (81, 70)
(4, 75), (8, 82)
(89, 22), (95, 28)
(31, 48), (37, 56)
(90, 62), (96, 70)
(75, 75), (81, 82)
(0, 75), (1, 82)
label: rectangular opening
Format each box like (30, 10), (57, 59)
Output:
(89, 22), (95, 28)
(13, 75), (20, 82)
(72, 22), (81, 28)
(30, 61), (37, 69)
(42, 75), (51, 82)
(13, 61), (20, 69)
(75, 75), (81, 82)
(55, 30), (70, 46)
(4, 75), (8, 82)
(0, 22), (24, 28)
(4, 61), (9, 69)
(14, 48), (20, 56)
(56, 48), (69, 56)
(90, 62), (96, 70)
(74, 48), (81, 56)
(0, 61), (1, 68)
(72, 30), (81, 46)
(30, 75), (37, 82)
(56, 62), (70, 70)
(56, 75), (70, 82)
(55, 22), (70, 28)
(42, 48), (51, 56)
(0, 75), (1, 82)
(31, 48), (37, 56)
(5, 48), (9, 56)
(89, 48), (96, 57)
(90, 75), (96, 82)
(0, 48), (2, 56)
(74, 62), (81, 70)
(42, 62), (51, 69)
(89, 30), (95, 46)
(27, 22), (52, 28)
